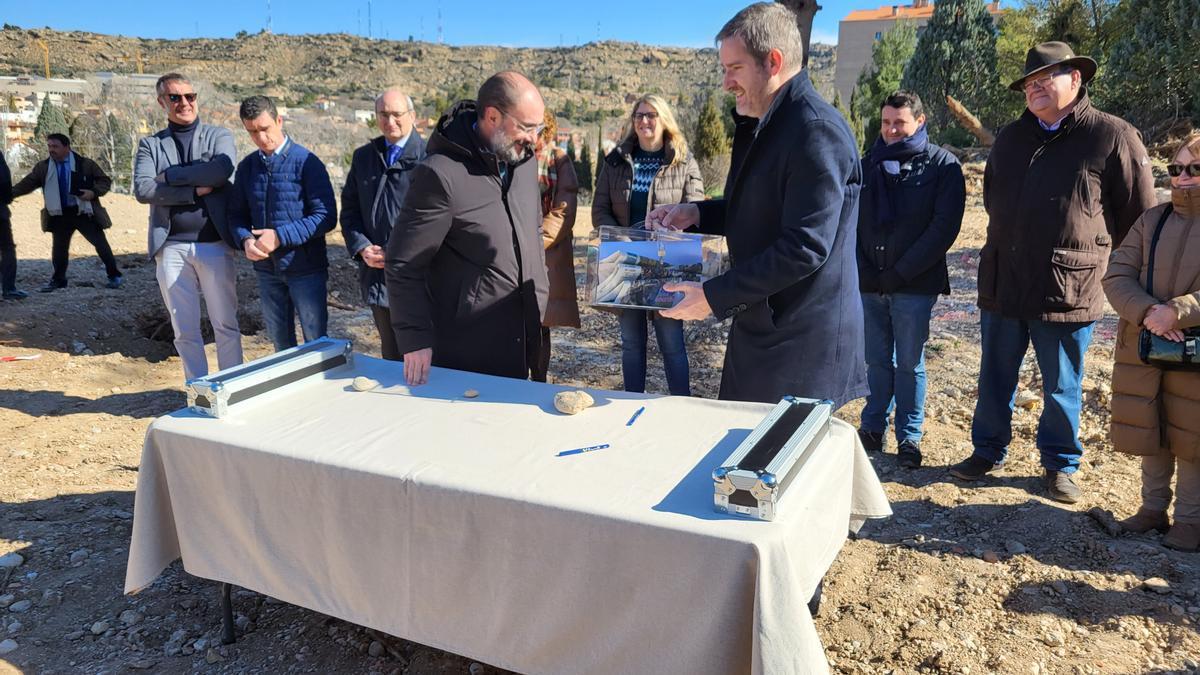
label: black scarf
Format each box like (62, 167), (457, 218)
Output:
(865, 125), (928, 227)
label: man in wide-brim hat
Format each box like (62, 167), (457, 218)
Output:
(949, 41), (1157, 504)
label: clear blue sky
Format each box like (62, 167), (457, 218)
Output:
(3, 0), (872, 47)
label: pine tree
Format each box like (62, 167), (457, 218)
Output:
(900, 0), (1000, 142)
(577, 139), (594, 192)
(1098, 0), (1198, 135)
(833, 92), (865, 152)
(33, 98), (70, 148)
(851, 21), (917, 149)
(693, 92), (731, 161)
(595, 122), (603, 185)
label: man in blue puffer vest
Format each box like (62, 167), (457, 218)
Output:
(228, 95), (337, 351)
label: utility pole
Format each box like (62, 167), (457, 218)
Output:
(367, 0), (372, 39)
(437, 4), (443, 44)
(265, 0), (272, 33)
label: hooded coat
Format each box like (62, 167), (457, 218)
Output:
(385, 101), (548, 379)
(1103, 190), (1200, 461)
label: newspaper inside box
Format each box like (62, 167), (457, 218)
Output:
(586, 225), (729, 311)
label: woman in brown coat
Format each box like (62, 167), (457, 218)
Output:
(592, 94), (704, 395)
(1102, 132), (1200, 551)
(531, 110), (581, 383)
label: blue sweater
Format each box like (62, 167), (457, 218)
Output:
(227, 139), (337, 275)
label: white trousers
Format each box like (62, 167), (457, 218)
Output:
(154, 241), (243, 381)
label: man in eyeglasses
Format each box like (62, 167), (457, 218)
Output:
(385, 71), (549, 385)
(134, 72), (243, 381)
(948, 42), (1156, 503)
(341, 89), (426, 361)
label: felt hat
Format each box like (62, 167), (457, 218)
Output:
(1008, 41), (1097, 92)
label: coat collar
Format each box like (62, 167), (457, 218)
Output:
(755, 70), (812, 135)
(610, 137), (677, 167)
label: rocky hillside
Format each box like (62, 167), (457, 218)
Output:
(0, 26), (836, 115)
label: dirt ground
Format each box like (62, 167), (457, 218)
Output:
(1, 182), (1198, 675)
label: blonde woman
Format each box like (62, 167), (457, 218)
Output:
(1104, 132), (1200, 551)
(593, 95), (704, 395)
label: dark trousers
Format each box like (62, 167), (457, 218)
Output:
(530, 326), (552, 383)
(0, 217), (16, 292)
(370, 304), (402, 361)
(255, 269), (329, 352)
(48, 212), (120, 284)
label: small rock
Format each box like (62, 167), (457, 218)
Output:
(1005, 541), (1027, 555)
(351, 376), (379, 392)
(981, 550), (1000, 564)
(8, 600), (32, 614)
(368, 640), (385, 657)
(0, 553), (23, 570)
(0, 595), (12, 609)
(1015, 390), (1041, 409)
(553, 390), (594, 415)
(0, 639), (17, 654)
(119, 610), (142, 627)
(469, 663), (485, 675)
(1050, 580), (1068, 595)
(90, 620), (109, 635)
(128, 658), (156, 670)
(65, 630), (86, 641)
(69, 548), (89, 565)
(193, 638), (208, 650)
(71, 340), (87, 354)
(6, 621), (21, 634)
(1042, 631), (1065, 647)
(463, 389), (479, 399)
(1170, 604), (1185, 617)
(205, 647), (223, 664)
(1142, 577), (1171, 594)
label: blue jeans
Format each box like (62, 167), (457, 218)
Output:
(256, 269), (329, 352)
(860, 292), (938, 444)
(971, 310), (1093, 473)
(619, 309), (690, 395)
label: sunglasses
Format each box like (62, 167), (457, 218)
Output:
(1168, 162), (1200, 178)
(633, 112), (659, 121)
(166, 93), (198, 104)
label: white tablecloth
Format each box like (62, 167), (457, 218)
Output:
(126, 355), (891, 674)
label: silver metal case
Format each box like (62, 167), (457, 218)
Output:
(186, 337), (354, 418)
(712, 396), (832, 521)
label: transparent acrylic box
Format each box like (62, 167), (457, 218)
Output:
(585, 225), (729, 310)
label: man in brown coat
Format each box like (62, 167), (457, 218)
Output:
(949, 42), (1156, 502)
(531, 113), (580, 382)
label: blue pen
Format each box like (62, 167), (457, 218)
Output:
(557, 443), (610, 457)
(626, 406), (646, 426)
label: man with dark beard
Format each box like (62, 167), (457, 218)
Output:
(385, 71), (549, 385)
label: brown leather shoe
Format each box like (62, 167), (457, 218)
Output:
(1118, 509), (1169, 534)
(1164, 522), (1200, 552)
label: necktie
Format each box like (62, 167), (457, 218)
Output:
(386, 144), (401, 167)
(56, 161), (73, 209)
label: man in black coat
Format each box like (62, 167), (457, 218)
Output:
(652, 2), (866, 409)
(856, 91), (965, 468)
(0, 153), (27, 299)
(341, 88), (427, 360)
(385, 71), (549, 385)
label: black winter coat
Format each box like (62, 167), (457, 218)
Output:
(385, 101), (548, 379)
(856, 143), (964, 295)
(341, 134), (427, 306)
(696, 71), (867, 408)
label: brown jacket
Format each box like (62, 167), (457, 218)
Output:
(1103, 193), (1200, 460)
(12, 152), (114, 231)
(592, 138), (705, 229)
(979, 94), (1156, 322)
(541, 149), (580, 327)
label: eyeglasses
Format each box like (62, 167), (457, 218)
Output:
(377, 110), (413, 121)
(1168, 162), (1200, 178)
(166, 93), (198, 104)
(633, 112), (659, 122)
(502, 111), (546, 137)
(1022, 70), (1069, 92)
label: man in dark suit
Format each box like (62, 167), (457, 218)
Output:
(11, 133), (122, 292)
(651, 1), (865, 409)
(0, 153), (27, 299)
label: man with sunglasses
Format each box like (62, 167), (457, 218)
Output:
(134, 73), (243, 382)
(341, 89), (426, 361)
(949, 42), (1156, 503)
(385, 71), (549, 385)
